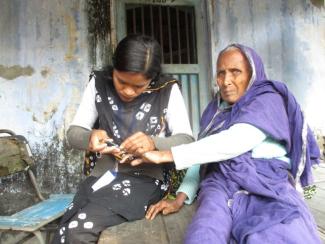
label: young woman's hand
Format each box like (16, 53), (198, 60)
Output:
(120, 132), (155, 156)
(88, 129), (120, 155)
(145, 192), (187, 220)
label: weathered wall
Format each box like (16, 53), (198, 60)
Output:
(0, 0), (112, 214)
(208, 0), (325, 138)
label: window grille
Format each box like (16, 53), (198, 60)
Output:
(126, 4), (197, 64)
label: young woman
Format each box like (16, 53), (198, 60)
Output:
(52, 34), (198, 244)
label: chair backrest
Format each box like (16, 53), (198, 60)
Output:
(0, 129), (44, 204)
(0, 129), (34, 176)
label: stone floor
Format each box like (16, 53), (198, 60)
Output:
(306, 162), (325, 242)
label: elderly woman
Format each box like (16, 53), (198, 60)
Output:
(124, 44), (321, 243)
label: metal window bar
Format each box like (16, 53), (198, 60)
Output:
(189, 11), (197, 63)
(126, 4), (197, 64)
(184, 9), (190, 64)
(176, 8), (181, 64)
(150, 5), (154, 37)
(170, 7), (178, 63)
(167, 6), (173, 64)
(132, 8), (136, 33)
(158, 6), (164, 62)
(141, 5), (145, 34)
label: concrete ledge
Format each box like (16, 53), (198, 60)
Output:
(98, 203), (196, 244)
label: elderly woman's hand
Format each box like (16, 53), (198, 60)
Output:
(120, 150), (173, 165)
(120, 132), (155, 156)
(145, 192), (187, 220)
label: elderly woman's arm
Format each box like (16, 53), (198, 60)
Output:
(145, 165), (200, 220)
(176, 165), (200, 204)
(132, 123), (267, 168)
(172, 123), (266, 169)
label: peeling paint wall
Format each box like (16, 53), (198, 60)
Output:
(208, 0), (325, 138)
(86, 0), (113, 68)
(0, 0), (112, 214)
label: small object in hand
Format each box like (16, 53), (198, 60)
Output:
(106, 140), (120, 148)
(119, 152), (135, 161)
(106, 140), (135, 161)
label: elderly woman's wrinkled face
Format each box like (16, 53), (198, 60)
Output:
(216, 49), (252, 105)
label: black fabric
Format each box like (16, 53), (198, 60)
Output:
(84, 68), (179, 176)
(93, 69), (176, 144)
(57, 205), (126, 244)
(52, 173), (166, 244)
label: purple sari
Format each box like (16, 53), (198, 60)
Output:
(185, 44), (321, 243)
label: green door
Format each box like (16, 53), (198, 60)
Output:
(115, 0), (210, 137)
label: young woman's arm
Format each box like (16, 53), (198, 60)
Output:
(67, 78), (98, 150)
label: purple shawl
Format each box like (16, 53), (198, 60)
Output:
(199, 44), (320, 187)
(185, 44), (321, 243)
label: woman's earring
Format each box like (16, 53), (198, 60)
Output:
(212, 84), (219, 98)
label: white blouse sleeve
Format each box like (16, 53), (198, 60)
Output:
(70, 77), (98, 130)
(171, 123), (267, 170)
(166, 84), (193, 136)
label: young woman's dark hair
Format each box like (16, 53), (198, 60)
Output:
(112, 34), (162, 79)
